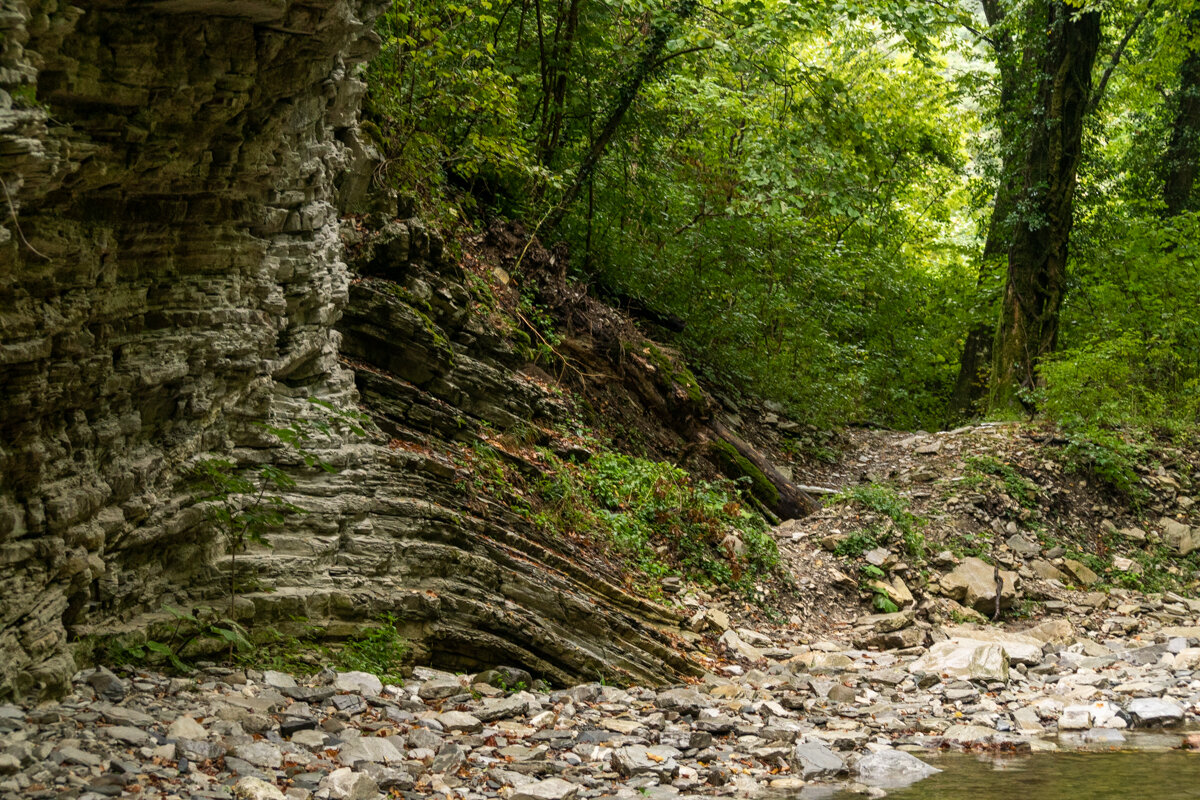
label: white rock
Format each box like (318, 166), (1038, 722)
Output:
(318, 768), (381, 800)
(855, 749), (940, 789)
(292, 729), (329, 749)
(334, 672), (383, 697)
(909, 640), (1009, 682)
(510, 777), (580, 800)
(941, 626), (1044, 665)
(233, 742), (283, 769)
(168, 715), (208, 740)
(338, 737), (405, 765)
(233, 777), (286, 800)
(1059, 706), (1092, 730)
(718, 629), (763, 660)
(437, 711), (482, 733)
(1126, 697), (1184, 727)
(262, 670), (297, 689)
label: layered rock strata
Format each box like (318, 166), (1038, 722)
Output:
(0, 1), (693, 699)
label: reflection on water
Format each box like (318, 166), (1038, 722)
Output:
(820, 746), (1200, 800)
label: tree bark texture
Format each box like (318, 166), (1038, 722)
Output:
(990, 4), (1101, 410)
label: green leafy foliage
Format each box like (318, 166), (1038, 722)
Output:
(830, 483), (927, 561)
(871, 593), (900, 614)
(333, 615), (410, 684)
(963, 455), (1041, 508)
(833, 529), (879, 559)
(363, 0), (980, 429)
(363, 0), (1200, 441)
(1060, 428), (1152, 505)
(535, 451), (780, 597)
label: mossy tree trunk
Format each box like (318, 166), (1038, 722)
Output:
(989, 4), (1101, 411)
(708, 420), (818, 519)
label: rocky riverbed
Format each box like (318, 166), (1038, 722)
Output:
(7, 603), (1200, 800)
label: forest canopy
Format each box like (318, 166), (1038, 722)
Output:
(362, 0), (1200, 435)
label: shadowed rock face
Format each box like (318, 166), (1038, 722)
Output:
(0, 1), (694, 699)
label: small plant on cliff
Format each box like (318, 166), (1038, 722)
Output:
(190, 399), (369, 618)
(334, 614), (409, 684)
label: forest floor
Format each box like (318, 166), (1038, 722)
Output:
(4, 424), (1200, 800)
(700, 417), (1200, 646)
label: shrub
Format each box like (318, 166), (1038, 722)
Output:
(534, 451), (780, 597)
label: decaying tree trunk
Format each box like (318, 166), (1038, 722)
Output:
(709, 420), (818, 519)
(989, 4), (1101, 410)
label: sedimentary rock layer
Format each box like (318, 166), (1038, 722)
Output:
(0, 0), (693, 699)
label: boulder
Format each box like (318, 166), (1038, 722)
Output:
(655, 688), (712, 715)
(318, 768), (381, 800)
(1061, 559), (1099, 587)
(855, 625), (925, 651)
(611, 745), (680, 779)
(854, 749), (940, 789)
(941, 724), (1005, 746)
(334, 671), (383, 697)
(791, 741), (845, 779)
(1006, 533), (1041, 558)
(718, 629), (763, 660)
(474, 666), (533, 690)
(1126, 698), (1184, 728)
(940, 625), (1044, 665)
(436, 711), (483, 733)
(418, 675), (463, 701)
(167, 715), (208, 740)
(1161, 518), (1200, 556)
(861, 611), (915, 633)
(511, 778), (580, 800)
(233, 777), (286, 800)
(338, 737), (406, 766)
(1023, 619), (1074, 646)
(1030, 559), (1069, 582)
(233, 742), (283, 769)
(940, 557), (1017, 614)
(476, 695), (531, 723)
(909, 640), (1009, 682)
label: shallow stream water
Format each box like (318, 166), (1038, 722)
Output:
(815, 734), (1200, 799)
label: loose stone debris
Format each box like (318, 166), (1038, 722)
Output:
(8, 605), (1200, 800)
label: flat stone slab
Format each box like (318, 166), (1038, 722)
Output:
(791, 740), (845, 778)
(1126, 697), (1184, 727)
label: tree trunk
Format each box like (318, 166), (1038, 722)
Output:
(951, 322), (994, 417)
(950, 0), (1028, 417)
(990, 4), (1102, 410)
(1164, 8), (1200, 218)
(539, 0), (581, 166)
(709, 420), (818, 519)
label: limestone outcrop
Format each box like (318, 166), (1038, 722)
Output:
(0, 0), (694, 699)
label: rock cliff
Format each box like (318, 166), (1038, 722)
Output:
(0, 0), (693, 699)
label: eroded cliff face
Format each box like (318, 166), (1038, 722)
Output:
(0, 0), (693, 700)
(0, 0), (384, 698)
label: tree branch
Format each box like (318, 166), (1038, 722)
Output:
(1088, 0), (1157, 115)
(648, 43), (714, 72)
